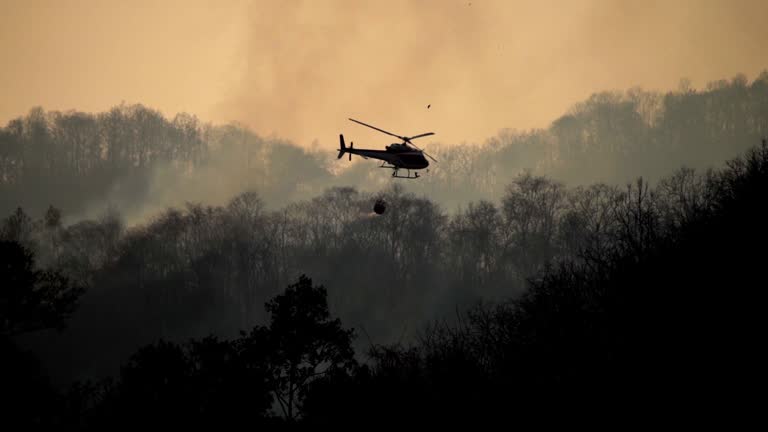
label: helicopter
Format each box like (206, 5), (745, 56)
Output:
(338, 118), (437, 179)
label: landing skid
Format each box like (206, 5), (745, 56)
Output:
(379, 162), (420, 179)
(392, 170), (420, 179)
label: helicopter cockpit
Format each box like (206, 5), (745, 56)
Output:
(386, 143), (411, 152)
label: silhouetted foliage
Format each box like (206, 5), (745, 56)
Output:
(88, 335), (271, 428)
(63, 275), (353, 425)
(0, 240), (84, 337)
(0, 336), (60, 427)
(0, 241), (84, 427)
(263, 275), (356, 420)
(300, 139), (768, 423)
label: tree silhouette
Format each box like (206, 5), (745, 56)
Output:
(0, 240), (85, 426)
(188, 334), (272, 426)
(91, 335), (273, 428)
(113, 339), (192, 427)
(0, 240), (84, 337)
(264, 275), (356, 421)
(75, 275), (355, 425)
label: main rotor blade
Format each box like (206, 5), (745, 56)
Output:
(407, 141), (438, 162)
(406, 132), (435, 140)
(349, 118), (405, 141)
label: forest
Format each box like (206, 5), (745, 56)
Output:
(2, 73), (767, 220)
(2, 73), (766, 426)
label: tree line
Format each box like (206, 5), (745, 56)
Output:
(2, 72), (767, 219)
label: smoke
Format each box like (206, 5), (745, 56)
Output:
(2, 0), (768, 226)
(2, 0), (767, 149)
(217, 0), (768, 148)
(0, 0), (248, 126)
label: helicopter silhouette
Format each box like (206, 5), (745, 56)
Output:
(338, 118), (437, 179)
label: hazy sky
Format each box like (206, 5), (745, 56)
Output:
(2, 0), (767, 148)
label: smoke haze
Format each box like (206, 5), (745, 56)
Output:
(2, 0), (767, 148)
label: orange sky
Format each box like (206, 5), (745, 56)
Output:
(2, 0), (767, 148)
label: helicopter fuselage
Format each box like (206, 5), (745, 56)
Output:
(345, 146), (429, 169)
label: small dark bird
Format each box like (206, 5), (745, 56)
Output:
(427, 104), (431, 109)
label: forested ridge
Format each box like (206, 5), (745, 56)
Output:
(1, 72), (767, 426)
(2, 72), (767, 219)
